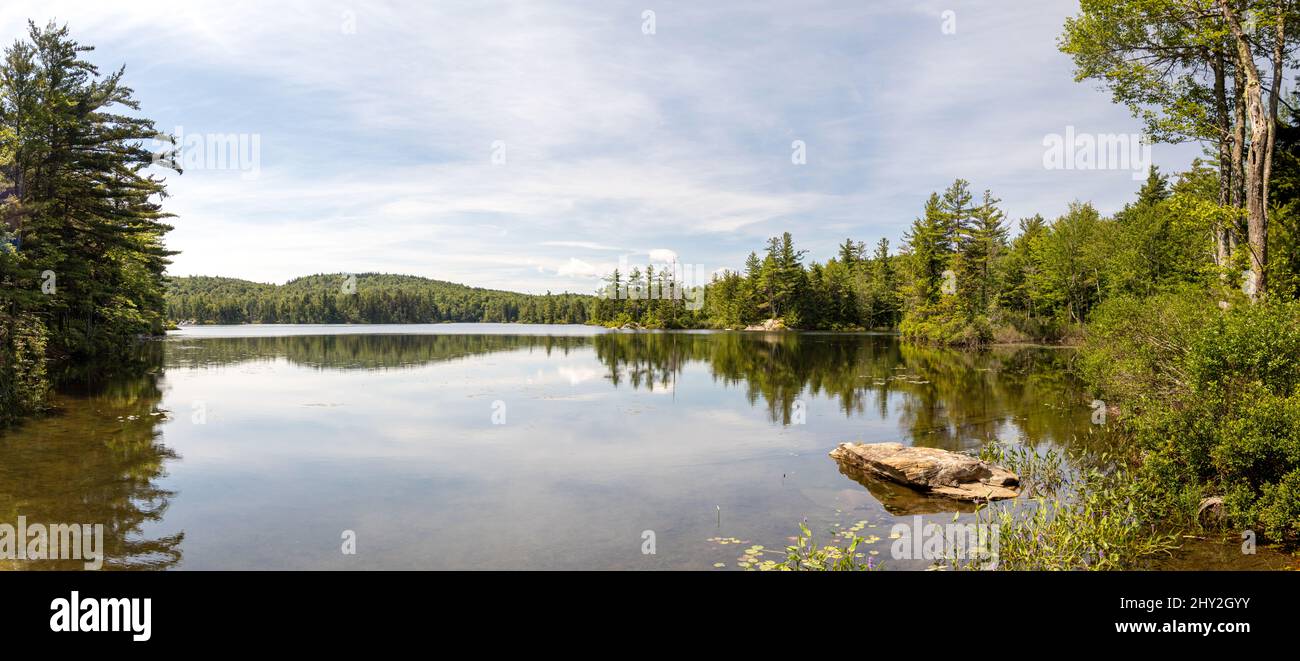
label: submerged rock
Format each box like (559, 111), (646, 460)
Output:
(830, 442), (1019, 502)
(833, 461), (980, 515)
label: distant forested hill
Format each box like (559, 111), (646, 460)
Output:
(166, 273), (594, 324)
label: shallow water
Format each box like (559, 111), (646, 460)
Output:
(0, 324), (1280, 570)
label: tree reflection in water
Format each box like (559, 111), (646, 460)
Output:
(0, 343), (183, 570)
(0, 330), (1105, 570)
(171, 332), (1100, 453)
(590, 332), (1097, 452)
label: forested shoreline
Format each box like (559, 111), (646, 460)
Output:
(169, 160), (1293, 348)
(3, 4), (1300, 558)
(165, 274), (594, 325)
(155, 0), (1300, 554)
(1, 22), (177, 425)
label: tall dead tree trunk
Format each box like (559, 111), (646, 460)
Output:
(1221, 0), (1269, 301)
(1232, 74), (1246, 260)
(1264, 12), (1286, 207)
(1214, 52), (1232, 269)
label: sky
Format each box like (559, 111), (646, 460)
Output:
(0, 0), (1203, 294)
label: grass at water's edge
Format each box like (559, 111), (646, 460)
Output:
(768, 443), (1296, 571)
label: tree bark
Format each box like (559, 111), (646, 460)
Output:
(1214, 51), (1231, 269)
(1221, 0), (1269, 301)
(1232, 72), (1246, 261)
(1264, 12), (1285, 207)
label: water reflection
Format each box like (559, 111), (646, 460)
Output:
(167, 334), (592, 371)
(590, 332), (1093, 451)
(0, 328), (1107, 570)
(0, 345), (183, 570)
(168, 332), (1094, 452)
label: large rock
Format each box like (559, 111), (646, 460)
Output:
(830, 442), (1019, 502)
(743, 318), (787, 331)
(1197, 496), (1226, 528)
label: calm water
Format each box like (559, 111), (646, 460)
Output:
(0, 324), (1281, 570)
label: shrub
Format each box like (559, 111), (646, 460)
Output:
(899, 298), (992, 346)
(1078, 286), (1215, 405)
(1210, 388), (1300, 487)
(1087, 297), (1300, 544)
(1188, 299), (1300, 400)
(1256, 470), (1300, 541)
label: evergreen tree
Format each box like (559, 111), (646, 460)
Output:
(2, 21), (178, 360)
(837, 237), (865, 269)
(956, 190), (1008, 314)
(903, 192), (950, 305)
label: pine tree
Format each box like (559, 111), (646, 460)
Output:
(956, 189), (1008, 314)
(2, 21), (180, 360)
(868, 237), (899, 327)
(837, 237), (864, 269)
(938, 179), (974, 251)
(903, 192), (949, 304)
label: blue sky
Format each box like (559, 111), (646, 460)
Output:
(1, 0), (1201, 294)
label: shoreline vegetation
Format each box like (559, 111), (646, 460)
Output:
(4, 5), (1300, 571)
(2, 23), (176, 427)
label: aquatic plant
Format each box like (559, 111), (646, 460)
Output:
(766, 521), (880, 571)
(964, 458), (1181, 570)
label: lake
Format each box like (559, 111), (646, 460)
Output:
(0, 324), (1275, 570)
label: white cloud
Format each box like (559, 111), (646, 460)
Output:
(0, 0), (1203, 292)
(541, 241), (624, 251)
(555, 258), (601, 279)
(647, 249), (678, 263)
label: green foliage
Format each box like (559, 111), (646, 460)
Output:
(1269, 92), (1300, 300)
(0, 312), (48, 424)
(770, 521), (879, 571)
(1078, 286), (1215, 403)
(1, 22), (178, 425)
(862, 238), (901, 328)
(1107, 167), (1214, 299)
(978, 443), (1067, 495)
(1087, 298), (1300, 544)
(592, 231), (900, 331)
(590, 263), (706, 329)
(897, 180), (1006, 345)
(976, 477), (1181, 571)
(898, 298), (991, 346)
(1255, 470), (1300, 541)
(2, 21), (177, 361)
(955, 189), (1009, 315)
(972, 445), (1181, 570)
(167, 273), (594, 325)
(1059, 0), (1223, 145)
(1211, 387), (1300, 487)
(1032, 202), (1112, 324)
